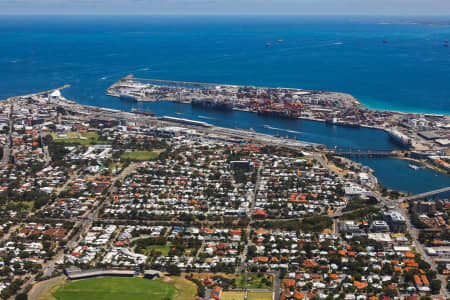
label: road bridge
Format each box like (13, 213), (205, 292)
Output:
(325, 147), (404, 158)
(400, 186), (450, 201)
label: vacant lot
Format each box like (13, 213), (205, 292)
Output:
(53, 277), (176, 300)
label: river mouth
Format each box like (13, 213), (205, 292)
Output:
(125, 100), (450, 195)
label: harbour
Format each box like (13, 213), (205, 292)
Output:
(107, 76), (449, 167)
(0, 15), (449, 196)
(117, 99), (450, 195)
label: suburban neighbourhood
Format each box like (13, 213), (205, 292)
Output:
(0, 89), (448, 300)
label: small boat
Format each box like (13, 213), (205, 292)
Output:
(277, 40), (284, 43)
(265, 43), (273, 47)
(382, 40), (388, 44)
(263, 125), (271, 129)
(408, 164), (419, 170)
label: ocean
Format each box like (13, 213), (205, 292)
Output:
(0, 15), (449, 193)
(1, 15), (450, 113)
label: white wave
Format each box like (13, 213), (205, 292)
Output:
(264, 125), (311, 136)
(198, 115), (215, 120)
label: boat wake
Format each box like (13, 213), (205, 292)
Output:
(263, 125), (321, 137)
(198, 115), (215, 120)
(264, 125), (301, 134)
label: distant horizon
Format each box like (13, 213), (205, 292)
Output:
(1, 13), (450, 17)
(1, 0), (450, 17)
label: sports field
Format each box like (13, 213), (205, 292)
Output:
(120, 151), (159, 161)
(51, 132), (110, 145)
(53, 277), (177, 300)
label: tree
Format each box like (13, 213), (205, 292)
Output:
(167, 264), (181, 276)
(430, 279), (442, 294)
(15, 294), (28, 300)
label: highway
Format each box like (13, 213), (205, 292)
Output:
(1, 104), (12, 166)
(239, 165), (261, 274)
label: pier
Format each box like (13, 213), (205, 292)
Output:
(3, 85), (71, 102)
(125, 75), (224, 87)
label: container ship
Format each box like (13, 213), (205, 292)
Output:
(257, 108), (300, 119)
(119, 93), (139, 102)
(191, 98), (233, 111)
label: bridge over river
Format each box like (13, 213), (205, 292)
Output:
(325, 147), (404, 158)
(400, 186), (450, 201)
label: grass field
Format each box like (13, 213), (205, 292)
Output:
(53, 277), (177, 300)
(247, 292), (273, 300)
(120, 151), (159, 161)
(145, 244), (171, 256)
(166, 276), (197, 300)
(221, 291), (245, 300)
(236, 274), (272, 289)
(51, 132), (110, 145)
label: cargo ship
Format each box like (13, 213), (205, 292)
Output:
(257, 108), (300, 119)
(191, 98), (233, 111)
(119, 93), (139, 102)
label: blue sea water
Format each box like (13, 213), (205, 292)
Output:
(1, 15), (450, 113)
(0, 15), (449, 193)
